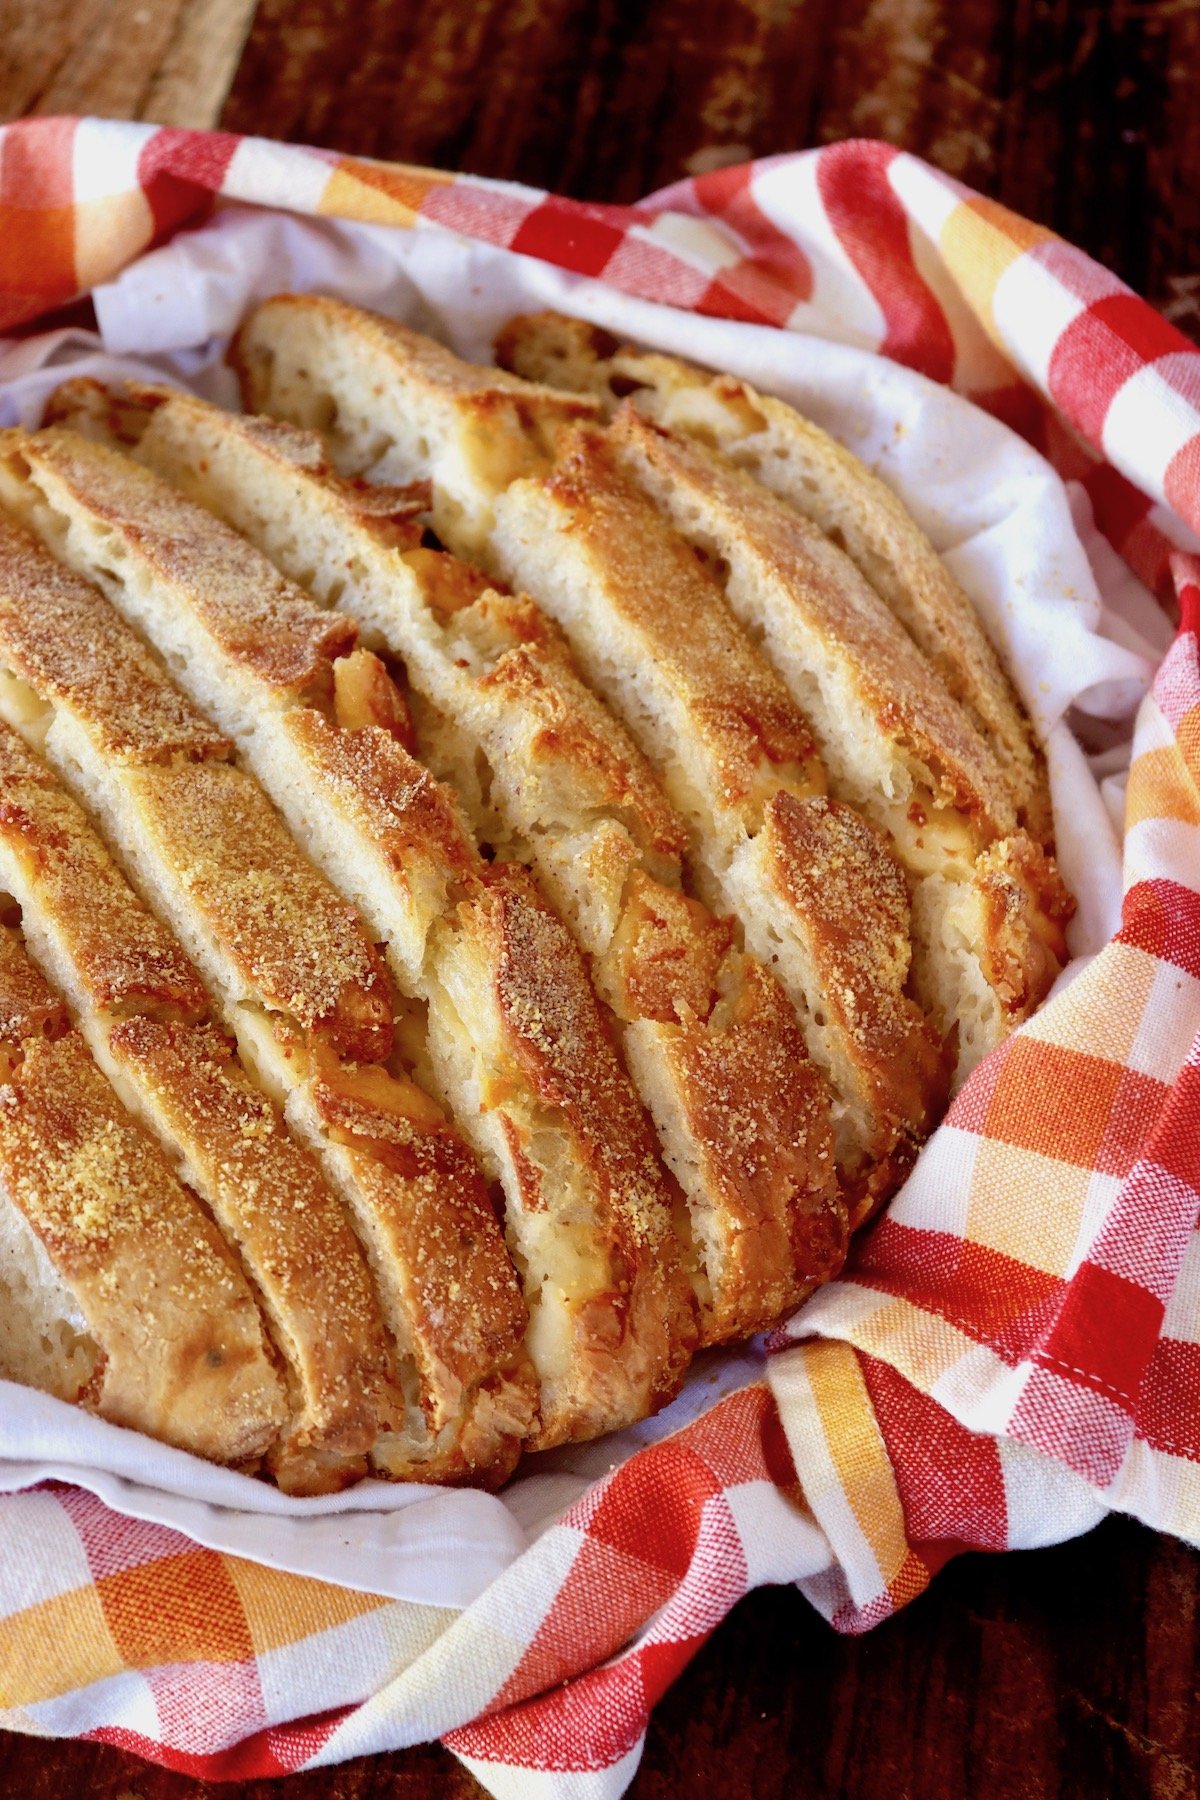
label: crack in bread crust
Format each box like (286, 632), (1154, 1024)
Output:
(0, 483), (535, 1484)
(489, 424), (947, 1178)
(9, 409), (694, 1449)
(495, 310), (1050, 842)
(75, 371), (850, 1344)
(602, 405), (1072, 1087)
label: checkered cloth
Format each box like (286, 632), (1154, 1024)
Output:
(1, 117), (1198, 1798)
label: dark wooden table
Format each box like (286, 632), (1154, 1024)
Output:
(2, 4), (1199, 1794)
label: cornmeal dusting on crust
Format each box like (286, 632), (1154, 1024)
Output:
(42, 370), (693, 1440)
(0, 461), (533, 1485)
(0, 510), (227, 763)
(285, 709), (477, 881)
(541, 428), (825, 817)
(491, 424), (944, 1179)
(494, 310), (1050, 840)
(0, 725), (209, 1021)
(44, 376), (434, 550)
(601, 408), (1072, 1084)
(0, 1017), (284, 1463)
(486, 867), (671, 1249)
(108, 1015), (392, 1451)
(123, 761), (394, 1059)
(762, 793), (947, 1141)
(144, 314), (868, 1340)
(18, 430), (356, 702)
(2, 297), (1067, 1481)
(467, 862), (695, 1413)
(662, 956), (845, 1302)
(0, 925), (68, 1043)
(608, 408), (1016, 836)
(0, 718), (394, 1486)
(310, 1060), (529, 1384)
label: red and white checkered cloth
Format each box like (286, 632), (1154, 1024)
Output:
(1, 118), (1199, 1797)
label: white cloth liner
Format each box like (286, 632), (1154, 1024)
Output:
(0, 203), (1167, 1607)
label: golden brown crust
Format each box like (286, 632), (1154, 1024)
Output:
(235, 292), (601, 446)
(760, 792), (950, 1153)
(0, 497), (532, 1484)
(118, 759), (395, 1062)
(495, 424), (947, 1186)
(608, 406), (1018, 840)
(0, 1018), (285, 1462)
(0, 430), (400, 1057)
(64, 377), (844, 1351)
(46, 379), (702, 1439)
(0, 720), (397, 1490)
(46, 375), (434, 553)
(106, 1015), (394, 1485)
(541, 427), (825, 820)
(972, 834), (1074, 1016)
(283, 706), (479, 894)
(309, 1051), (533, 1448)
(7, 429), (355, 708)
(63, 371), (692, 875)
(601, 408), (1072, 1069)
(0, 508), (227, 764)
(456, 586), (691, 865)
(462, 861), (696, 1442)
(654, 952), (845, 1335)
(494, 311), (1050, 840)
(607, 871), (733, 1024)
(0, 922), (68, 1045)
(0, 721), (209, 1022)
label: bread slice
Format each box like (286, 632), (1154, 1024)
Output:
(407, 646), (846, 1335)
(57, 376), (848, 1344)
(0, 498), (534, 1484)
(604, 407), (1072, 1084)
(490, 427), (949, 1197)
(232, 294), (600, 558)
(0, 716), (397, 1493)
(0, 426), (694, 1448)
(0, 921), (286, 1464)
(495, 311), (1049, 840)
(228, 301), (946, 1197)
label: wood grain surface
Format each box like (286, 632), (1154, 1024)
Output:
(2, 0), (1198, 331)
(222, 0), (1200, 333)
(1, 3), (1199, 1796)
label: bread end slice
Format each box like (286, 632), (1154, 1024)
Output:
(0, 930), (286, 1465)
(232, 294), (601, 558)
